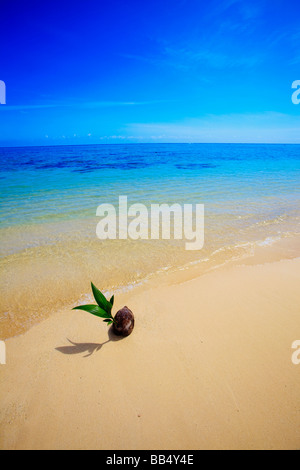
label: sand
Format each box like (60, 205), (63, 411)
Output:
(0, 255), (300, 450)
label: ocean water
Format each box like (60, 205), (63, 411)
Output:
(1, 143), (300, 337)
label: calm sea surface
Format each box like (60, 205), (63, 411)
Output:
(1, 143), (300, 337)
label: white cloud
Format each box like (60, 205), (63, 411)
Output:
(124, 112), (300, 144)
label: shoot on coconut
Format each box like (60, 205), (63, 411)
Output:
(73, 283), (134, 336)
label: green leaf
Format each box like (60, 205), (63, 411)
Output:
(73, 304), (112, 319)
(91, 283), (112, 313)
(110, 295), (114, 307)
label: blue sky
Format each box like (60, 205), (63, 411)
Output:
(0, 0), (299, 146)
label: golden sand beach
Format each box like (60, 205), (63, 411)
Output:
(1, 0), (300, 453)
(0, 239), (299, 450)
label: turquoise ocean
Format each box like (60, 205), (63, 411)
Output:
(1, 143), (300, 337)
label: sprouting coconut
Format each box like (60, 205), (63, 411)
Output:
(73, 283), (135, 337)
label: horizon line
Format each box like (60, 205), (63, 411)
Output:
(0, 141), (300, 150)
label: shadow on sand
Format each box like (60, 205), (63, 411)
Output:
(55, 327), (123, 358)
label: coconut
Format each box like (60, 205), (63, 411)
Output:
(113, 306), (135, 337)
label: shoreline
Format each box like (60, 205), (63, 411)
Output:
(0, 243), (300, 450)
(1, 231), (300, 341)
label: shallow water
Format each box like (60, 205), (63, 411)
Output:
(1, 143), (300, 337)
